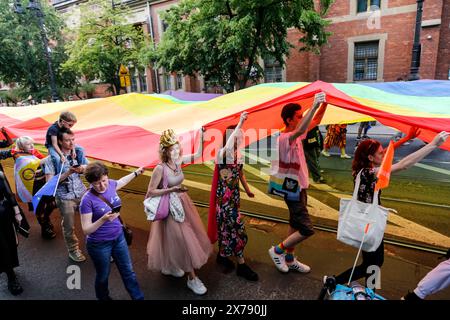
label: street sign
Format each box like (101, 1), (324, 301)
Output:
(119, 65), (131, 88)
(119, 64), (130, 76)
(120, 75), (131, 88)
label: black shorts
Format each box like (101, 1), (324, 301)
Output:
(285, 189), (315, 237)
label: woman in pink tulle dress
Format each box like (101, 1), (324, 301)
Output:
(145, 129), (212, 295)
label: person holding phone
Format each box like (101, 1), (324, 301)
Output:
(80, 161), (145, 300)
(145, 128), (212, 295)
(43, 128), (88, 262)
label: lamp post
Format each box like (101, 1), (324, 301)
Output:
(14, 0), (60, 102)
(408, 0), (424, 81)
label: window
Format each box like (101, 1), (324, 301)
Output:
(164, 73), (172, 91)
(353, 41), (379, 81)
(140, 72), (147, 92)
(357, 0), (381, 13)
(264, 56), (283, 83)
(131, 74), (138, 92)
(176, 74), (183, 90)
(161, 19), (169, 33)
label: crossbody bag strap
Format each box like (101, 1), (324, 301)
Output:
(352, 169), (364, 201)
(90, 188), (125, 226)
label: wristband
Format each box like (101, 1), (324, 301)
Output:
(134, 171), (138, 177)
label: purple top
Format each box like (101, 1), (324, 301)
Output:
(80, 179), (123, 242)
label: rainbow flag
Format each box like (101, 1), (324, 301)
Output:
(1, 80), (449, 168)
(14, 155), (41, 203)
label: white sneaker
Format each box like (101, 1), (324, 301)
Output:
(321, 150), (330, 157)
(187, 277), (207, 295)
(287, 258), (311, 273)
(268, 246), (289, 273)
(340, 154), (351, 159)
(162, 268), (185, 278)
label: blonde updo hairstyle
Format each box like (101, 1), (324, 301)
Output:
(159, 129), (181, 163)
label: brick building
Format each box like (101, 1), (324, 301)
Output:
(287, 0), (450, 83)
(50, 0), (449, 97)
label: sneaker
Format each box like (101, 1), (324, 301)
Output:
(313, 177), (327, 184)
(340, 154), (351, 159)
(236, 263), (259, 281)
(69, 250), (86, 263)
(41, 225), (56, 240)
(321, 150), (330, 157)
(268, 246), (288, 273)
(161, 268), (185, 278)
(318, 275), (336, 300)
(187, 277), (207, 295)
(287, 258), (311, 273)
(216, 253), (235, 271)
(7, 277), (23, 296)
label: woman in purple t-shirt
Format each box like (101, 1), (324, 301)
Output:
(80, 162), (145, 300)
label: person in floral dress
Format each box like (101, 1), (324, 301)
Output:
(208, 112), (258, 281)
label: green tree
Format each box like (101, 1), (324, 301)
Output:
(63, 0), (145, 95)
(141, 0), (333, 92)
(0, 0), (76, 101)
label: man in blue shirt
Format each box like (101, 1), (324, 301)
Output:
(45, 128), (88, 262)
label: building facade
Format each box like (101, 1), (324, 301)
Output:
(50, 0), (450, 98)
(286, 0), (450, 83)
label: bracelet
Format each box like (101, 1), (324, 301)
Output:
(134, 171), (138, 177)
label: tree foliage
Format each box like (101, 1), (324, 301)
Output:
(0, 0), (76, 101)
(63, 0), (145, 95)
(141, 0), (333, 92)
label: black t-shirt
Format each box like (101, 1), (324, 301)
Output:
(0, 140), (11, 148)
(303, 126), (323, 150)
(45, 122), (61, 148)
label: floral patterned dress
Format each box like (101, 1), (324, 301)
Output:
(216, 163), (248, 258)
(356, 168), (381, 204)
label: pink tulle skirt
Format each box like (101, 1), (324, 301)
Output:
(146, 192), (213, 273)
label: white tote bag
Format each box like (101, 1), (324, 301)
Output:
(337, 170), (390, 252)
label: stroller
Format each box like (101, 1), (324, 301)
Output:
(318, 222), (386, 301)
(318, 278), (385, 300)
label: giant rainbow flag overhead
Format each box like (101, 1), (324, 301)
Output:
(1, 80), (449, 167)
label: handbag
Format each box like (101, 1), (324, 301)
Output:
(169, 192), (185, 223)
(90, 189), (133, 246)
(268, 136), (301, 201)
(143, 164), (170, 221)
(337, 170), (391, 252)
